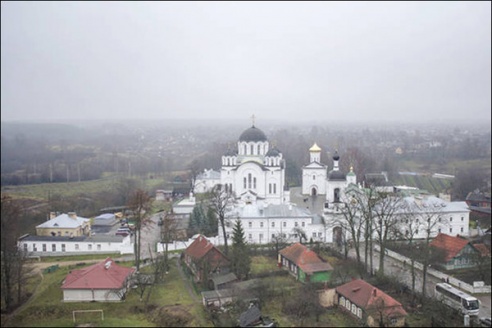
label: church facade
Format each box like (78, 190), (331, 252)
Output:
(220, 124), (289, 205)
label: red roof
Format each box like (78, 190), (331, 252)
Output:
(184, 235), (229, 264)
(336, 279), (407, 317)
(279, 243), (333, 274)
(429, 233), (472, 262)
(61, 258), (135, 290)
(474, 243), (491, 257)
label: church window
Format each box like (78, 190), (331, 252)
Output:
(88, 244), (92, 250)
(302, 222), (305, 227)
(461, 217), (464, 221)
(318, 232), (322, 237)
(272, 222), (275, 227)
(250, 144), (253, 155)
(334, 188), (340, 203)
(460, 227), (463, 233)
(225, 184), (228, 193)
(313, 175), (316, 180)
(248, 234), (252, 240)
(257, 144), (260, 155)
(260, 222), (264, 228)
(42, 244), (46, 252)
(248, 174), (252, 188)
(295, 222), (298, 227)
(249, 222), (252, 228)
(269, 184), (272, 194)
(438, 228), (441, 233)
(253, 177), (256, 189)
(52, 244), (56, 252)
(244, 177), (247, 189)
(274, 184), (276, 194)
(243, 144), (246, 155)
(259, 233), (263, 241)
(450, 217), (453, 222)
(449, 227), (453, 233)
(283, 222), (286, 228)
(313, 232), (316, 237)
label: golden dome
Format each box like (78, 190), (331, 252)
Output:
(309, 143), (321, 152)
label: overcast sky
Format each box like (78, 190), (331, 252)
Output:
(1, 1), (491, 124)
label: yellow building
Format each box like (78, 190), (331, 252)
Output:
(36, 212), (91, 237)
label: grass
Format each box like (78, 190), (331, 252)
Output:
(250, 255), (280, 275)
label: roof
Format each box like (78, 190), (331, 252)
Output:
(430, 233), (474, 262)
(473, 243), (491, 257)
(328, 170), (346, 181)
(61, 257), (135, 290)
(336, 279), (407, 318)
(309, 143), (321, 152)
(266, 147), (280, 156)
(212, 272), (238, 286)
(19, 234), (126, 243)
(232, 203), (314, 218)
(239, 126), (268, 142)
(94, 213), (116, 220)
(184, 235), (229, 264)
(279, 243), (333, 274)
(36, 213), (90, 229)
(239, 305), (262, 327)
(197, 169), (221, 180)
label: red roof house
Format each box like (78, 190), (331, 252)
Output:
(336, 279), (407, 327)
(61, 257), (135, 302)
(278, 243), (333, 283)
(183, 235), (230, 283)
(430, 233), (480, 270)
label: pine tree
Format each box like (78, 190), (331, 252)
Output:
(231, 219), (251, 280)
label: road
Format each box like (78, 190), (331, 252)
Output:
(348, 245), (491, 319)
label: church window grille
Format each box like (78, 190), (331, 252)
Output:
(254, 177), (257, 189)
(248, 174), (252, 188)
(244, 177), (247, 189)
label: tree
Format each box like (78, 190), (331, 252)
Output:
(372, 191), (402, 276)
(231, 219), (251, 280)
(1, 194), (33, 312)
(160, 212), (179, 273)
(292, 226), (307, 244)
(210, 184), (235, 256)
(127, 189), (153, 271)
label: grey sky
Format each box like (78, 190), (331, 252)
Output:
(1, 1), (490, 124)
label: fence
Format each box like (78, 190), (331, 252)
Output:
(380, 245), (491, 294)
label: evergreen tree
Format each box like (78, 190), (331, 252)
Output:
(231, 219), (251, 280)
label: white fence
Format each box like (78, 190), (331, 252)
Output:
(156, 236), (222, 253)
(380, 245), (491, 294)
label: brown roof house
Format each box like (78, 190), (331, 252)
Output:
(61, 258), (135, 302)
(430, 233), (481, 270)
(336, 279), (407, 327)
(183, 234), (230, 283)
(278, 242), (333, 283)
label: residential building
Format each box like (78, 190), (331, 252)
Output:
(336, 279), (407, 327)
(278, 242), (333, 283)
(183, 234), (230, 283)
(429, 233), (482, 270)
(61, 257), (135, 302)
(36, 212), (91, 237)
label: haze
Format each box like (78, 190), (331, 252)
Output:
(1, 1), (491, 124)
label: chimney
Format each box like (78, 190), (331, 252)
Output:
(68, 212), (77, 219)
(50, 212), (56, 220)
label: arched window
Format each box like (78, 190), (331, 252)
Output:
(250, 144), (253, 155)
(243, 177), (247, 189)
(257, 144), (260, 155)
(334, 188), (340, 203)
(313, 175), (316, 180)
(248, 173), (252, 188)
(253, 177), (256, 189)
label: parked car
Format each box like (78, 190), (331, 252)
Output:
(480, 317), (491, 327)
(115, 228), (131, 237)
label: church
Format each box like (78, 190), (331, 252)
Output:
(195, 122), (470, 246)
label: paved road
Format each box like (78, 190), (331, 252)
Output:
(348, 245), (491, 319)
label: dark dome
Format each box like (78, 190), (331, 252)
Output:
(224, 148), (237, 156)
(333, 151), (340, 161)
(328, 170), (346, 181)
(239, 126), (267, 142)
(266, 147), (280, 156)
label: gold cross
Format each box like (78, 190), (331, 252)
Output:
(251, 114), (256, 127)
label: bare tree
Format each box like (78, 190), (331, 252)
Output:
(210, 184), (235, 256)
(372, 191), (403, 276)
(1, 194), (33, 312)
(160, 211), (180, 272)
(292, 226), (307, 244)
(127, 189), (152, 271)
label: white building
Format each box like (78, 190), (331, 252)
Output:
(220, 202), (329, 245)
(220, 124), (289, 205)
(194, 169), (221, 193)
(18, 234), (134, 256)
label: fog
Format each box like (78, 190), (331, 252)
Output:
(1, 2), (490, 124)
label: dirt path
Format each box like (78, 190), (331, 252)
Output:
(175, 257), (200, 303)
